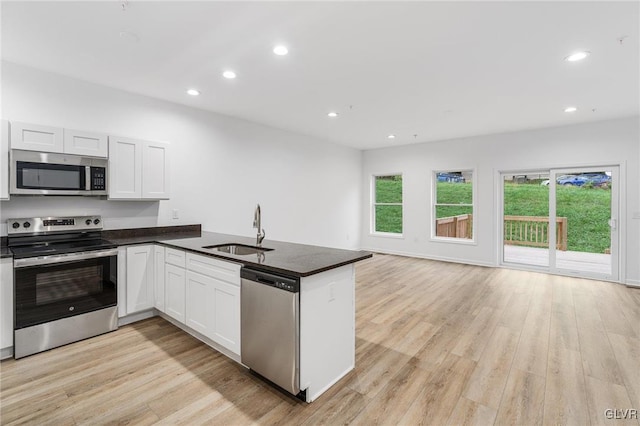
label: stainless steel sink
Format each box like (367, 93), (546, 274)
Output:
(202, 244), (274, 255)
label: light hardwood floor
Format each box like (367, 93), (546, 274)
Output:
(1, 254), (639, 425)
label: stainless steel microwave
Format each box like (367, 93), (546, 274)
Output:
(10, 150), (107, 196)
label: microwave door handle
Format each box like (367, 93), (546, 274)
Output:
(13, 248), (119, 268)
(86, 166), (91, 190)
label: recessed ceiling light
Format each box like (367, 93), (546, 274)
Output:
(388, 134), (396, 139)
(186, 89), (200, 96)
(327, 112), (338, 118)
(222, 70), (236, 79)
(273, 45), (289, 56)
(564, 106), (578, 113)
(564, 51), (590, 62)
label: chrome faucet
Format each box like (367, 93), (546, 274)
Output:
(253, 204), (265, 246)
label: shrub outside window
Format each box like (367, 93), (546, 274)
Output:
(433, 171), (474, 240)
(373, 174), (403, 235)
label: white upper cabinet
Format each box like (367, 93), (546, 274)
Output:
(109, 136), (142, 199)
(108, 136), (170, 200)
(10, 121), (108, 158)
(1, 120), (9, 200)
(10, 121), (64, 153)
(142, 140), (170, 199)
(63, 128), (108, 157)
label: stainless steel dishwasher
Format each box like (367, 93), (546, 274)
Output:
(241, 267), (301, 397)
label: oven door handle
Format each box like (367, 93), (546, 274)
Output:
(13, 248), (119, 268)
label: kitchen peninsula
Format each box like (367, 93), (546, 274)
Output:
(105, 225), (372, 402)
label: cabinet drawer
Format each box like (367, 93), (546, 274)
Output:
(165, 248), (186, 268)
(186, 253), (241, 286)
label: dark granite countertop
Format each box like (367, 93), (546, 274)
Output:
(2, 224), (372, 276)
(153, 232), (371, 277)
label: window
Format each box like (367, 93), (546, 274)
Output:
(372, 174), (403, 235)
(433, 171), (474, 240)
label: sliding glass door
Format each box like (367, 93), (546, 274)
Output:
(501, 166), (618, 281)
(502, 172), (550, 267)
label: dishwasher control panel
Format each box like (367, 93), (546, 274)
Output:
(241, 268), (300, 293)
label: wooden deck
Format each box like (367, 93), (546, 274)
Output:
(504, 245), (611, 275)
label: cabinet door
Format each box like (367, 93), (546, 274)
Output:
(185, 271), (214, 337)
(142, 141), (170, 200)
(10, 121), (63, 153)
(126, 245), (154, 314)
(108, 136), (142, 199)
(211, 279), (240, 354)
(0, 258), (13, 351)
(1, 120), (9, 200)
(64, 129), (108, 158)
(153, 246), (166, 312)
(165, 264), (186, 323)
(117, 247), (127, 318)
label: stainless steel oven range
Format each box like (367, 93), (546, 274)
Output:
(7, 216), (118, 359)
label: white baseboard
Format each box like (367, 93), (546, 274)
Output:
(360, 247), (495, 268)
(1, 346), (13, 360)
(117, 309), (156, 326)
(626, 279), (640, 288)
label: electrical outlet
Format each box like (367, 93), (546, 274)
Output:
(172, 209), (179, 219)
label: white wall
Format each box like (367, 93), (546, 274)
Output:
(0, 62), (362, 249)
(361, 117), (640, 285)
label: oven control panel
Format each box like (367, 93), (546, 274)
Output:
(7, 216), (104, 234)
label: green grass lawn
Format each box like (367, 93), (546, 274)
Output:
(375, 178), (611, 253)
(504, 183), (611, 253)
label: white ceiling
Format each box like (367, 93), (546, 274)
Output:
(1, 1), (638, 150)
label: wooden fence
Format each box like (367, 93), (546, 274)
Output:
(435, 214), (472, 239)
(503, 215), (568, 251)
(435, 214), (568, 251)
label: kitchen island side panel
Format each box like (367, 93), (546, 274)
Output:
(299, 264), (355, 402)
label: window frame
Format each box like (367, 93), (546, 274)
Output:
(371, 173), (404, 238)
(431, 169), (477, 244)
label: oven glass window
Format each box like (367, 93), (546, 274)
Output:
(36, 265), (104, 305)
(14, 256), (117, 329)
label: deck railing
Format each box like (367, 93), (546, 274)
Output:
(435, 214), (472, 239)
(435, 214), (567, 250)
(503, 215), (568, 251)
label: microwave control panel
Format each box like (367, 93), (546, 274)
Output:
(90, 167), (106, 191)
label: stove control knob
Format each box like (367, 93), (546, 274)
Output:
(93, 218), (101, 225)
(12, 222), (20, 229)
(23, 222), (31, 229)
(85, 219), (92, 226)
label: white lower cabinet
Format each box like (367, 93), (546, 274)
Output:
(165, 264), (186, 323)
(185, 271), (214, 336)
(209, 278), (240, 354)
(153, 246), (165, 311)
(185, 270), (241, 354)
(163, 250), (241, 355)
(0, 258), (14, 357)
(125, 245), (155, 314)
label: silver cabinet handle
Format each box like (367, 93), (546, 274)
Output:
(14, 248), (118, 268)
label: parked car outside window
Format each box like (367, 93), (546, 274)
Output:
(436, 172), (465, 183)
(556, 175), (589, 186)
(578, 173), (611, 186)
